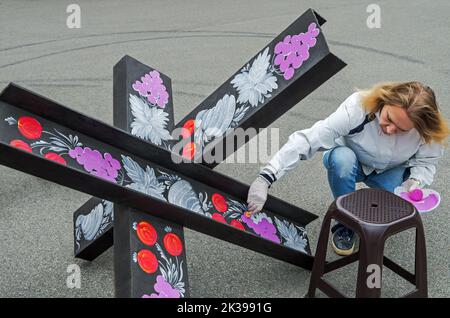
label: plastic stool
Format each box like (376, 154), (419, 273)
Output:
(307, 189), (427, 298)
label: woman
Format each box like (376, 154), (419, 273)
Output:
(247, 81), (449, 256)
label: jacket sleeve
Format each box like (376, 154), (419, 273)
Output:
(407, 141), (444, 187)
(259, 92), (366, 185)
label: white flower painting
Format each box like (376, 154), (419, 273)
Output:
(129, 94), (172, 146)
(122, 155), (167, 201)
(193, 94), (236, 148)
(231, 47), (278, 107)
(274, 217), (308, 252)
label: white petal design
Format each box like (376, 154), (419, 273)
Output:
(194, 94), (236, 147)
(103, 200), (114, 220)
(274, 217), (308, 252)
(76, 203), (104, 241)
(231, 47), (278, 107)
(167, 180), (203, 214)
(250, 212), (273, 225)
(122, 155), (166, 201)
(129, 94), (172, 146)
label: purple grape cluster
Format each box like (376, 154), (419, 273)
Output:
(68, 146), (121, 183)
(274, 22), (320, 80)
(142, 275), (181, 298)
(241, 214), (280, 244)
(132, 70), (169, 108)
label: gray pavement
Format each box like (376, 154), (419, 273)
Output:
(0, 0), (449, 297)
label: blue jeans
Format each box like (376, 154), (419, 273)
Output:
(323, 146), (410, 199)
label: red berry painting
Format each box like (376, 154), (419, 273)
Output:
(136, 249), (158, 274)
(136, 221), (158, 246)
(181, 119), (195, 139)
(212, 193), (228, 212)
(17, 116), (42, 140)
(163, 233), (183, 257)
(44, 152), (67, 165)
(9, 139), (32, 153)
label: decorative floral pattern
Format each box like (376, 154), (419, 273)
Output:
(143, 275), (181, 298)
(135, 221), (158, 246)
(241, 212), (280, 244)
(163, 233), (183, 257)
(212, 193), (228, 213)
(134, 249), (159, 273)
(74, 200), (114, 250)
(17, 116), (42, 139)
(231, 47), (278, 107)
(274, 217), (308, 252)
(9, 139), (32, 152)
(129, 94), (172, 146)
(274, 22), (320, 80)
(69, 147), (121, 182)
(122, 155), (166, 201)
(44, 152), (67, 165)
(167, 179), (211, 217)
(181, 119), (195, 139)
(186, 22), (319, 156)
(135, 223), (185, 298)
(192, 94), (236, 156)
(132, 70), (169, 108)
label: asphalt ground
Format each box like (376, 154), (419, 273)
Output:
(0, 0), (448, 297)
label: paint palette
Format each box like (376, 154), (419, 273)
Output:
(394, 187), (441, 213)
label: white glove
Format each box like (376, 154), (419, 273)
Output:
(401, 178), (421, 192)
(247, 176), (270, 214)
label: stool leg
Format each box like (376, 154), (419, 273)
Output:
(355, 234), (385, 298)
(414, 221), (428, 297)
(307, 216), (333, 298)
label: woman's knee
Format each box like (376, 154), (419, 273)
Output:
(324, 146), (358, 178)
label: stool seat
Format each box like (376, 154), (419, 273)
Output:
(339, 189), (415, 224)
(308, 189), (427, 298)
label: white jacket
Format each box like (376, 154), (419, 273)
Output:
(261, 92), (444, 187)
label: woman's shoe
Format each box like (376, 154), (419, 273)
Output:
(331, 224), (356, 256)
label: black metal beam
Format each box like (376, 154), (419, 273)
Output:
(72, 7), (346, 263)
(0, 84), (314, 269)
(111, 56), (190, 298)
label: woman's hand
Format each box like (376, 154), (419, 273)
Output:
(247, 176), (270, 214)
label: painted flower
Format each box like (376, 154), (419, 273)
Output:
(10, 139), (32, 153)
(241, 212), (280, 244)
(17, 116), (42, 139)
(75, 202), (104, 241)
(44, 152), (67, 165)
(181, 119), (195, 139)
(193, 94), (236, 149)
(212, 193), (228, 213)
(274, 217), (308, 252)
(231, 47), (278, 107)
(129, 94), (172, 146)
(163, 233), (183, 257)
(74, 200), (113, 250)
(167, 180), (205, 216)
(132, 70), (169, 108)
(274, 22), (320, 80)
(143, 275), (181, 298)
(29, 129), (83, 155)
(135, 249), (158, 274)
(182, 141), (196, 160)
(136, 221), (157, 246)
(212, 213), (226, 224)
(69, 147), (121, 183)
(121, 156), (166, 201)
(230, 219), (245, 231)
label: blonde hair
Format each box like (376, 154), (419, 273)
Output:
(357, 81), (449, 144)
